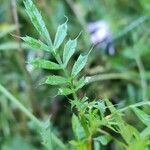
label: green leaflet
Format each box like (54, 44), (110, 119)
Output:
(94, 141), (100, 150)
(75, 77), (86, 91)
(45, 75), (68, 85)
(53, 22), (67, 50)
(63, 39), (77, 67)
(94, 135), (111, 146)
(58, 88), (73, 95)
(24, 0), (52, 46)
(72, 114), (85, 140)
(57, 77), (86, 96)
(132, 107), (150, 126)
(31, 58), (61, 70)
(21, 36), (49, 51)
(71, 54), (88, 77)
(0, 42), (29, 51)
(40, 120), (66, 150)
(40, 120), (54, 150)
(141, 126), (150, 138)
(69, 140), (87, 150)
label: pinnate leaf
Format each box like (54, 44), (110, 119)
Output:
(24, 0), (52, 46)
(31, 58), (61, 70)
(63, 39), (77, 67)
(54, 22), (67, 50)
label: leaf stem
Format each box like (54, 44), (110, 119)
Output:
(54, 52), (79, 101)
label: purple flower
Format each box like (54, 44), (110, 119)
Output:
(87, 20), (115, 55)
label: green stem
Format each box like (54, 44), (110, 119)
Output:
(134, 52), (147, 101)
(119, 101), (150, 112)
(87, 136), (92, 150)
(86, 72), (150, 84)
(54, 51), (90, 140)
(86, 72), (137, 84)
(54, 52), (79, 101)
(113, 15), (149, 42)
(0, 84), (41, 127)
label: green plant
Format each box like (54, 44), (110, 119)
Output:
(1, 0), (150, 150)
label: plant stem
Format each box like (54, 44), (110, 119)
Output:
(134, 52), (147, 101)
(119, 101), (150, 112)
(54, 53), (79, 101)
(86, 72), (136, 84)
(0, 84), (41, 127)
(87, 136), (92, 150)
(85, 72), (150, 84)
(113, 15), (149, 42)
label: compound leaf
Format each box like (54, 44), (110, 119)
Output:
(24, 0), (52, 46)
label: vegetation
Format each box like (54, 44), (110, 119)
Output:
(0, 0), (150, 149)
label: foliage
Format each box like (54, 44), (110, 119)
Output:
(0, 0), (150, 150)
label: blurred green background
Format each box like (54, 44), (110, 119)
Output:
(0, 0), (150, 149)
